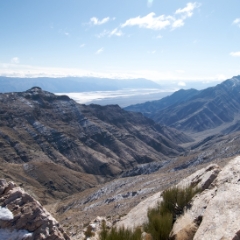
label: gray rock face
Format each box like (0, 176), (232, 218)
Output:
(0, 179), (70, 240)
(116, 163), (220, 231)
(170, 156), (240, 240)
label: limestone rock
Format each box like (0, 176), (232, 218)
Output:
(177, 163), (221, 190)
(116, 163), (220, 231)
(115, 191), (162, 230)
(170, 156), (240, 240)
(0, 179), (70, 240)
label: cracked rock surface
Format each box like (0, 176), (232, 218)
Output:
(0, 179), (70, 240)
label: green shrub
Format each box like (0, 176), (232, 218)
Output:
(160, 186), (199, 218)
(100, 221), (142, 240)
(144, 209), (172, 240)
(144, 185), (199, 240)
(99, 185), (199, 240)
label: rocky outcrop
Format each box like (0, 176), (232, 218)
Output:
(116, 163), (220, 230)
(0, 179), (70, 240)
(170, 156), (240, 240)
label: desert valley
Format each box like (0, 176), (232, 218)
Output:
(1, 76), (240, 239)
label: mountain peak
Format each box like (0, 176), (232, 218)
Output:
(222, 75), (240, 88)
(27, 86), (43, 92)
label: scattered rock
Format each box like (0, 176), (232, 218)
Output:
(0, 179), (70, 240)
(78, 216), (112, 240)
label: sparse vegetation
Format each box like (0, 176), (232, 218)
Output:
(99, 185), (199, 240)
(99, 220), (142, 240)
(144, 185), (199, 240)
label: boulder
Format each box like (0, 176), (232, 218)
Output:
(0, 179), (70, 240)
(170, 156), (240, 240)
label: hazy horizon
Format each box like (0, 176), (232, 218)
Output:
(1, 1), (239, 85)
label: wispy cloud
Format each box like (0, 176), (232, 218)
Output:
(233, 18), (240, 27)
(90, 17), (110, 25)
(121, 12), (172, 30)
(175, 2), (201, 18)
(0, 62), (232, 82)
(121, 2), (200, 31)
(80, 44), (85, 48)
(96, 28), (123, 38)
(178, 81), (186, 86)
(109, 28), (123, 37)
(11, 57), (19, 64)
(156, 34), (163, 39)
(172, 19), (184, 28)
(96, 47), (104, 54)
(230, 51), (240, 57)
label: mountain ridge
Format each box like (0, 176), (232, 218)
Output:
(0, 76), (161, 93)
(0, 87), (191, 202)
(125, 75), (240, 134)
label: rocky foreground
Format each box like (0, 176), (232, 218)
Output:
(83, 156), (240, 240)
(2, 156), (240, 240)
(0, 179), (70, 240)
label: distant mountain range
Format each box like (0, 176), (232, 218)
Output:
(125, 75), (240, 133)
(0, 76), (161, 93)
(0, 87), (192, 199)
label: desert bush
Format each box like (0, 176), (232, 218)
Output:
(100, 221), (141, 240)
(144, 185), (199, 240)
(160, 186), (199, 218)
(144, 209), (172, 240)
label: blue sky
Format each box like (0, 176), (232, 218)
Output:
(0, 0), (240, 85)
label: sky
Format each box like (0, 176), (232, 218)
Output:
(0, 0), (240, 85)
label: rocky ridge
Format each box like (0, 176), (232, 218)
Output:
(0, 179), (70, 240)
(81, 156), (240, 240)
(126, 76), (240, 134)
(0, 87), (191, 201)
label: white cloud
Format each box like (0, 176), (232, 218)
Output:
(216, 74), (226, 81)
(233, 18), (240, 27)
(109, 28), (123, 37)
(80, 44), (85, 48)
(230, 51), (240, 57)
(121, 2), (200, 31)
(11, 57), (19, 64)
(0, 62), (232, 82)
(96, 47), (104, 54)
(64, 32), (69, 36)
(121, 12), (172, 30)
(156, 34), (162, 39)
(175, 2), (201, 18)
(172, 19), (184, 28)
(96, 30), (108, 38)
(96, 28), (123, 38)
(90, 17), (110, 25)
(178, 81), (186, 86)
